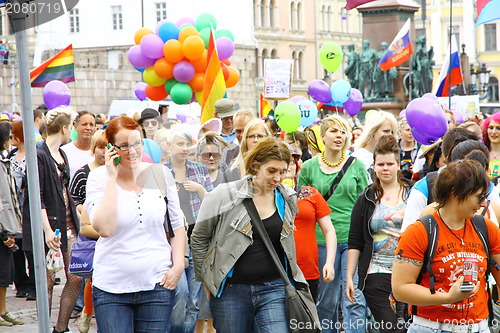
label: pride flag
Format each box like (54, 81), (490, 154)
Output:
(378, 19), (412, 71)
(476, 0), (500, 26)
(344, 0), (376, 10)
(30, 45), (75, 88)
(433, 35), (463, 97)
(200, 30), (226, 124)
(260, 94), (273, 118)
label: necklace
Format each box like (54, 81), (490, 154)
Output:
(491, 151), (500, 160)
(437, 210), (466, 246)
(321, 150), (345, 167)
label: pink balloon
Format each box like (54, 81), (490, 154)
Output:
(453, 109), (466, 124)
(140, 34), (165, 59)
(43, 80), (71, 110)
(173, 61), (195, 83)
(342, 88), (363, 116)
(291, 96), (306, 104)
(422, 93), (438, 101)
(399, 109), (406, 118)
(134, 82), (147, 101)
(216, 37), (234, 61)
(128, 45), (155, 69)
(177, 17), (195, 27)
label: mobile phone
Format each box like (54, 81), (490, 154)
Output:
(459, 282), (474, 292)
(107, 144), (120, 165)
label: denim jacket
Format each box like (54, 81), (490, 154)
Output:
(191, 176), (307, 297)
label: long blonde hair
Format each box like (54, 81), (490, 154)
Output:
(355, 110), (397, 149)
(230, 119), (272, 172)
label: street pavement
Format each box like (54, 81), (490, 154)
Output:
(4, 275), (97, 333)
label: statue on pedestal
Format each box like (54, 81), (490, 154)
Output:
(410, 35), (434, 97)
(358, 40), (377, 98)
(373, 42), (397, 99)
(344, 44), (359, 89)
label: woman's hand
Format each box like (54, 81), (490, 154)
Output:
(161, 265), (184, 290)
(322, 264), (334, 283)
(105, 145), (119, 178)
(346, 277), (356, 303)
(445, 276), (480, 304)
(183, 181), (205, 196)
(3, 236), (15, 248)
(44, 229), (59, 251)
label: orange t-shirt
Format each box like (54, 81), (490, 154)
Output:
(294, 186), (332, 280)
(396, 211), (500, 322)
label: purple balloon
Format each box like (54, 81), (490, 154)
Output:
(134, 82), (147, 101)
(189, 92), (197, 104)
(216, 37), (234, 61)
(173, 61), (195, 83)
(422, 93), (438, 101)
(43, 80), (71, 110)
(140, 34), (165, 59)
(176, 109), (187, 122)
(128, 45), (155, 69)
(399, 109), (406, 118)
(343, 88), (363, 116)
(453, 109), (466, 124)
(411, 129), (439, 145)
(177, 17), (195, 27)
(291, 96), (306, 104)
(406, 98), (447, 139)
(308, 80), (332, 103)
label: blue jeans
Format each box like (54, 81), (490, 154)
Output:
(168, 271), (188, 333)
(317, 243), (367, 333)
(93, 283), (174, 333)
(184, 252), (203, 333)
(210, 278), (287, 333)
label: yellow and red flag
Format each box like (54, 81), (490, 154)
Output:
(201, 30), (226, 124)
(259, 94), (273, 118)
(30, 45), (75, 87)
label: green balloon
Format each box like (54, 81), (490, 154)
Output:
(274, 101), (301, 133)
(195, 13), (217, 31)
(215, 29), (234, 42)
(199, 28), (210, 48)
(170, 83), (193, 105)
(165, 79), (178, 94)
(70, 127), (78, 141)
(319, 42), (343, 73)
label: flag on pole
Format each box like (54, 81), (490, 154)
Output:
(260, 94), (273, 118)
(344, 0), (376, 10)
(378, 19), (413, 71)
(200, 30), (226, 124)
(433, 35), (463, 97)
(476, 0), (500, 26)
(30, 45), (75, 87)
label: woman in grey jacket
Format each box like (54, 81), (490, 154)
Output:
(191, 137), (308, 333)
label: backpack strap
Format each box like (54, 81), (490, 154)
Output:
(425, 171), (439, 205)
(151, 164), (175, 239)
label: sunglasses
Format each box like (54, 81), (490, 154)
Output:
(477, 192), (489, 203)
(143, 119), (159, 127)
(200, 152), (221, 160)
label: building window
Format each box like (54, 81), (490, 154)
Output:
(261, 49), (269, 76)
(292, 51), (297, 79)
(447, 25), (460, 48)
(290, 1), (296, 30)
(260, 0), (266, 27)
(269, 0), (275, 28)
(111, 6), (123, 30)
(0, 12), (4, 36)
(69, 8), (79, 33)
(298, 51), (304, 79)
(490, 77), (499, 102)
(485, 24), (497, 51)
(271, 49), (278, 59)
(321, 5), (326, 31)
(155, 3), (167, 23)
(296, 2), (302, 30)
(328, 6), (332, 32)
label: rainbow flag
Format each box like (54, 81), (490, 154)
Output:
(433, 35), (463, 97)
(378, 19), (412, 71)
(344, 0), (376, 10)
(260, 94), (273, 118)
(30, 45), (75, 88)
(201, 30), (226, 124)
(476, 0), (500, 26)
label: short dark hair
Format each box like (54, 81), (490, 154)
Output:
(433, 160), (489, 208)
(75, 110), (95, 125)
(450, 140), (489, 170)
(33, 109), (44, 121)
(0, 122), (12, 150)
(441, 128), (478, 159)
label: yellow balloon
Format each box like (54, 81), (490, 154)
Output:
(195, 91), (204, 105)
(143, 66), (167, 87)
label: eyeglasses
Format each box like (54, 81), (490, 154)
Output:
(247, 135), (266, 141)
(143, 120), (159, 127)
(477, 192), (489, 203)
(9, 135), (13, 139)
(113, 140), (144, 151)
(200, 152), (221, 160)
(221, 116), (233, 122)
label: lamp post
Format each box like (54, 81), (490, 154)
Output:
(470, 63), (491, 97)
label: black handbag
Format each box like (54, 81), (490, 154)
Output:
(242, 198), (321, 333)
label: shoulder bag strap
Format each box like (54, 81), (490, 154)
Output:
(323, 156), (356, 202)
(151, 164), (175, 238)
(242, 198), (292, 288)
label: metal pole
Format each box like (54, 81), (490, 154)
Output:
(448, 0), (453, 109)
(13, 16), (51, 333)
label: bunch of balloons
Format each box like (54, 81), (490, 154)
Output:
(406, 93), (447, 145)
(129, 13), (239, 104)
(308, 79), (364, 117)
(290, 95), (318, 128)
(43, 80), (71, 110)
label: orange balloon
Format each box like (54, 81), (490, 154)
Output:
(182, 36), (205, 60)
(145, 84), (168, 101)
(188, 72), (205, 92)
(226, 66), (239, 88)
(221, 59), (231, 66)
(154, 58), (174, 79)
(163, 40), (184, 63)
(191, 50), (208, 72)
(178, 26), (200, 43)
(134, 27), (154, 44)
(221, 63), (229, 80)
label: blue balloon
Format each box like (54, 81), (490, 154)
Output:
(330, 80), (351, 104)
(157, 22), (179, 42)
(297, 100), (318, 127)
(143, 138), (162, 163)
(134, 67), (145, 72)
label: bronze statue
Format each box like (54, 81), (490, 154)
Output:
(410, 36), (434, 97)
(358, 40), (377, 98)
(344, 44), (359, 89)
(373, 42), (397, 99)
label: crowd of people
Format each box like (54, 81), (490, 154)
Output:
(1, 98), (500, 333)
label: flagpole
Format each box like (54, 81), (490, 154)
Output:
(448, 0), (453, 109)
